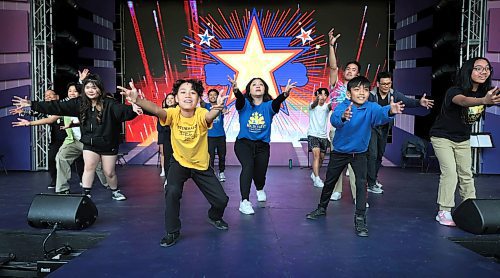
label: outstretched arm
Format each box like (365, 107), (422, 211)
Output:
(205, 94), (228, 124)
(328, 28), (341, 87)
(118, 81), (167, 121)
(272, 79), (297, 113)
(452, 87), (500, 107)
(228, 75), (245, 110)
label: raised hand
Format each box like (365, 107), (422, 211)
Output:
(283, 79), (297, 97)
(212, 94), (229, 111)
(78, 68), (90, 81)
(419, 93), (434, 109)
(390, 96), (405, 114)
(117, 80), (139, 104)
(484, 87), (500, 105)
(227, 74), (238, 90)
(328, 28), (341, 46)
(12, 118), (30, 127)
(12, 96), (31, 108)
(9, 107), (24, 115)
(342, 102), (353, 121)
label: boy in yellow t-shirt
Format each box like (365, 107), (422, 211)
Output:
(118, 79), (229, 247)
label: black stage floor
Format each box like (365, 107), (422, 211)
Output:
(1, 165), (500, 277)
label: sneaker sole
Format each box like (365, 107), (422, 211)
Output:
(239, 208), (255, 215)
(435, 216), (456, 226)
(160, 237), (179, 247)
(112, 197), (127, 201)
(367, 189), (383, 194)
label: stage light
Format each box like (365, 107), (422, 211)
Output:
(65, 0), (79, 10)
(433, 32), (458, 49)
(432, 64), (457, 80)
(55, 65), (78, 77)
(56, 31), (79, 46)
(435, 0), (458, 11)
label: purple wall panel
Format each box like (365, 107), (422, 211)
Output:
(482, 112), (500, 174)
(0, 62), (30, 81)
(393, 67), (432, 96)
(77, 0), (115, 22)
(394, 16), (433, 40)
(78, 47), (116, 61)
(78, 17), (116, 40)
(395, 0), (437, 22)
(0, 115), (31, 170)
(0, 85), (30, 108)
(487, 9), (500, 52)
(394, 47), (432, 61)
(490, 62), (500, 80)
(0, 10), (29, 53)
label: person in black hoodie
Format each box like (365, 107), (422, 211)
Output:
(12, 74), (138, 200)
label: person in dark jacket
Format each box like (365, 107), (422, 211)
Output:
(12, 75), (138, 200)
(366, 72), (434, 193)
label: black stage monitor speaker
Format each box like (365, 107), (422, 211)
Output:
(27, 194), (98, 230)
(452, 199), (500, 234)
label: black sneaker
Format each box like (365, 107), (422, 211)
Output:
(208, 218), (229, 230)
(306, 207), (326, 220)
(354, 214), (369, 237)
(160, 232), (180, 247)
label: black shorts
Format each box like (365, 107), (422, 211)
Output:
(308, 136), (329, 153)
(83, 145), (119, 156)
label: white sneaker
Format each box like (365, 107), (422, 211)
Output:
(376, 180), (383, 188)
(310, 172), (316, 182)
(239, 199), (255, 215)
(219, 172), (226, 182)
(354, 199), (370, 208)
(313, 177), (324, 188)
(345, 169), (350, 176)
(112, 190), (127, 201)
(367, 185), (384, 194)
(163, 179), (168, 189)
(256, 190), (267, 202)
(160, 168), (165, 177)
(330, 192), (342, 201)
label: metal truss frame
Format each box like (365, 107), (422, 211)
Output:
(460, 0), (487, 174)
(30, 0), (54, 170)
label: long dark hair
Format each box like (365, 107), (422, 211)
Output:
(244, 77), (271, 106)
(80, 75), (105, 125)
(455, 57), (493, 94)
(162, 93), (177, 108)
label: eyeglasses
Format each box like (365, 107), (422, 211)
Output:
(379, 82), (392, 86)
(473, 66), (491, 73)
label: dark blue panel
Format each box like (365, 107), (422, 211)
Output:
(0, 62), (30, 81)
(79, 47), (116, 61)
(394, 47), (432, 61)
(403, 106), (431, 117)
(487, 9), (500, 52)
(0, 10), (29, 53)
(77, 0), (115, 22)
(394, 16), (433, 40)
(0, 85), (30, 108)
(482, 112), (500, 174)
(88, 67), (116, 94)
(395, 0), (438, 22)
(78, 17), (115, 40)
(0, 114), (31, 170)
(393, 67), (432, 96)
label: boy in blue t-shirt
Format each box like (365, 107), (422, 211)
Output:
(306, 76), (405, 237)
(204, 88), (228, 182)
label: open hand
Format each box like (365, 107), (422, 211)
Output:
(283, 79), (297, 97)
(117, 80), (139, 104)
(227, 74), (238, 91)
(12, 96), (31, 108)
(484, 87), (500, 105)
(12, 118), (29, 127)
(419, 93), (434, 109)
(342, 102), (353, 121)
(328, 28), (341, 46)
(390, 96), (405, 114)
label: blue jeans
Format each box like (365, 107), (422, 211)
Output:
(367, 126), (389, 186)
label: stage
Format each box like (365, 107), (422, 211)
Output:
(1, 165), (500, 277)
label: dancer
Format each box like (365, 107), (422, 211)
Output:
(366, 72), (434, 193)
(204, 88), (228, 182)
(430, 57), (500, 226)
(119, 79), (229, 247)
(159, 93), (177, 187)
(13, 74), (137, 200)
(228, 75), (296, 215)
(306, 76), (405, 237)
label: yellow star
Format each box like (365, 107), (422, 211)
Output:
(210, 18), (301, 100)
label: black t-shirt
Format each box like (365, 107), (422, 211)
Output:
(377, 91), (390, 106)
(50, 117), (67, 145)
(429, 87), (485, 142)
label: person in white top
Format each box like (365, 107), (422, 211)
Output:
(307, 88), (332, 188)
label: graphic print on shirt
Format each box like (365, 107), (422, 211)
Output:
(177, 123), (198, 142)
(462, 105), (485, 124)
(247, 112), (266, 133)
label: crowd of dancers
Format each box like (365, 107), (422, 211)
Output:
(11, 28), (500, 246)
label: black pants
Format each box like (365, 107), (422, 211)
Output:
(208, 136), (226, 172)
(162, 140), (174, 176)
(367, 126), (389, 186)
(164, 159), (229, 233)
(319, 151), (368, 215)
(48, 142), (63, 185)
(234, 138), (270, 200)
